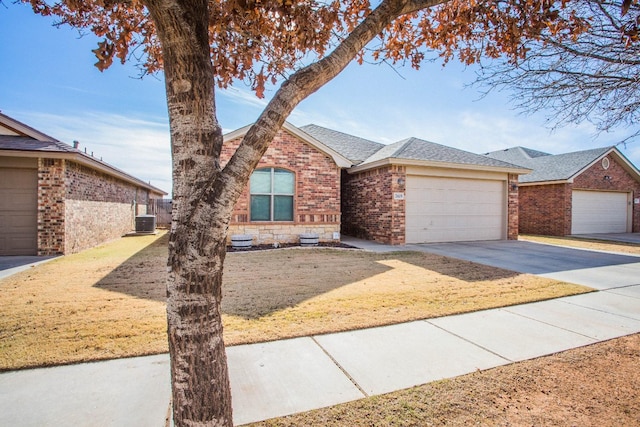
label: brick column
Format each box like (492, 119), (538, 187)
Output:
(37, 158), (66, 255)
(507, 173), (519, 240)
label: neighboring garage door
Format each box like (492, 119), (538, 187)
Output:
(571, 190), (629, 234)
(405, 176), (506, 243)
(0, 168), (38, 255)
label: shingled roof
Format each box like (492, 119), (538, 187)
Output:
(299, 124), (383, 165)
(484, 146), (617, 183)
(0, 134), (77, 153)
(299, 124), (528, 173)
(361, 137), (521, 169)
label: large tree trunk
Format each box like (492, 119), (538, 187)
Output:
(145, 1), (236, 425)
(142, 0), (446, 425)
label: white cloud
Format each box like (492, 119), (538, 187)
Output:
(13, 110), (173, 195)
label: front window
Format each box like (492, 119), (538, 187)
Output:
(250, 168), (294, 221)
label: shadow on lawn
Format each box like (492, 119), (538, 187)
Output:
(94, 233), (169, 302)
(94, 236), (393, 316)
(95, 235), (520, 319)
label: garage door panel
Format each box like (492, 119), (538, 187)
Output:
(571, 190), (629, 234)
(406, 176), (506, 244)
(0, 168), (38, 255)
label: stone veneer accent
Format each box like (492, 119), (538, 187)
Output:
(37, 159), (154, 255)
(222, 129), (341, 245)
(519, 154), (640, 236)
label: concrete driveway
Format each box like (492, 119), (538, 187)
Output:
(413, 240), (640, 290)
(0, 256), (58, 280)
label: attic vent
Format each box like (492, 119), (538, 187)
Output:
(135, 215), (156, 233)
(602, 157), (610, 170)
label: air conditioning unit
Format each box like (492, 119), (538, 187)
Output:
(135, 215), (157, 233)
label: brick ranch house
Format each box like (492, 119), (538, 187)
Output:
(0, 112), (166, 256)
(223, 122), (530, 245)
(485, 146), (640, 236)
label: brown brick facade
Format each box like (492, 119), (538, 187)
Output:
(341, 165), (406, 245)
(38, 158), (66, 255)
(222, 129), (341, 244)
(518, 183), (572, 236)
(507, 173), (519, 240)
(37, 158), (156, 255)
(519, 154), (640, 236)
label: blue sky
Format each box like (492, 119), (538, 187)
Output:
(2, 2), (639, 196)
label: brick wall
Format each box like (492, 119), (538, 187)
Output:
(37, 158), (154, 255)
(63, 161), (148, 253)
(518, 184), (571, 236)
(37, 158), (66, 255)
(519, 154), (640, 235)
(507, 173), (519, 240)
(222, 129), (341, 244)
(341, 165), (406, 245)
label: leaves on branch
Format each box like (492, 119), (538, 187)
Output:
(91, 39), (114, 71)
(24, 0), (610, 96)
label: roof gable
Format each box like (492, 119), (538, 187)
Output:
(0, 112), (58, 142)
(224, 122), (352, 168)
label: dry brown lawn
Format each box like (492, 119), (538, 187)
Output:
(520, 234), (640, 255)
(0, 232), (589, 370)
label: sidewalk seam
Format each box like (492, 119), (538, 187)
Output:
(424, 319), (513, 364)
(310, 336), (369, 398)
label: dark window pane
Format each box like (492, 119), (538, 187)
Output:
(250, 195), (271, 221)
(273, 195), (293, 221)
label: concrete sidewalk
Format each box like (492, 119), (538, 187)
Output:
(1, 285), (639, 426)
(2, 237), (640, 426)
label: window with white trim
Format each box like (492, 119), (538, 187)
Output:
(250, 168), (294, 221)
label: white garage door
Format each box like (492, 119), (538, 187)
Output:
(571, 190), (629, 234)
(405, 176), (506, 243)
(0, 168), (38, 255)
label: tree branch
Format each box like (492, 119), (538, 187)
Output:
(219, 0), (448, 202)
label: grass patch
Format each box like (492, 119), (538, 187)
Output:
(0, 233), (590, 370)
(520, 234), (640, 255)
(0, 233), (168, 371)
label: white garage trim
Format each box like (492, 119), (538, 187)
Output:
(571, 190), (631, 234)
(0, 167), (38, 255)
(405, 176), (506, 243)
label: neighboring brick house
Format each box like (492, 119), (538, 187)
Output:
(485, 146), (640, 236)
(224, 123), (529, 245)
(0, 112), (166, 256)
